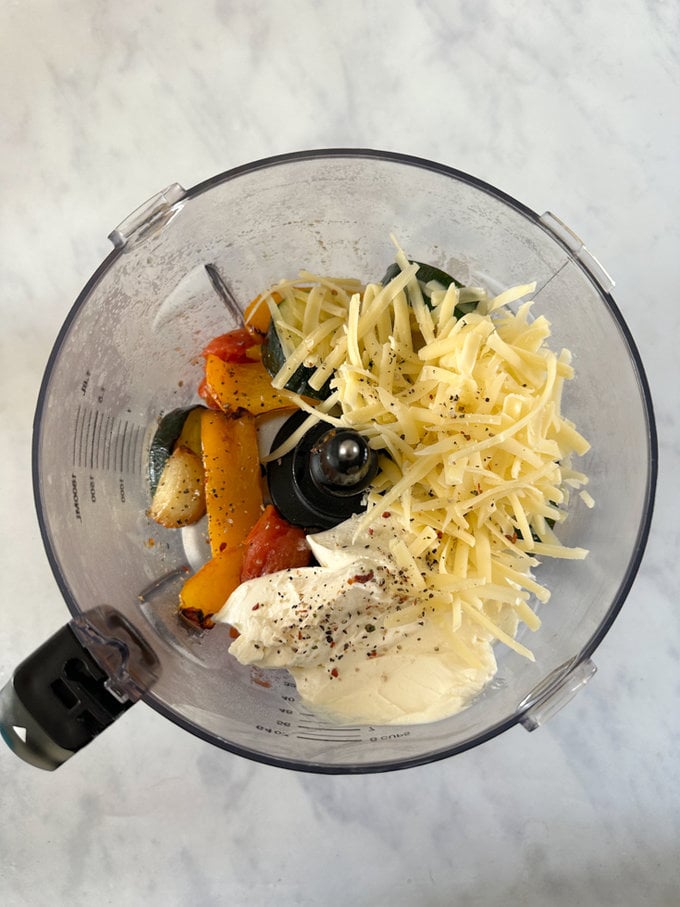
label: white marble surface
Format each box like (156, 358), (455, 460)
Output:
(1, 1), (679, 904)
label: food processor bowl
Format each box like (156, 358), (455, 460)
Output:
(1, 150), (657, 772)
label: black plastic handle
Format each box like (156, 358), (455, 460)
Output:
(0, 605), (160, 770)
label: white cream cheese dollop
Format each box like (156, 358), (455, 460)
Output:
(215, 516), (497, 725)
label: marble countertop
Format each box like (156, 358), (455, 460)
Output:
(1, 2), (678, 905)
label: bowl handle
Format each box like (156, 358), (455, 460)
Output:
(518, 657), (597, 731)
(0, 606), (160, 771)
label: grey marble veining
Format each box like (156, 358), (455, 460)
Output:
(1, 1), (679, 905)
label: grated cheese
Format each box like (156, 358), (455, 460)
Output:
(262, 252), (591, 662)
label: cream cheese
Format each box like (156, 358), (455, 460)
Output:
(215, 515), (497, 725)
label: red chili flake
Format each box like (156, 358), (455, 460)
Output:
(219, 541), (227, 552)
(382, 511), (391, 518)
(348, 570), (375, 585)
(251, 668), (271, 688)
(229, 625), (240, 639)
(330, 668), (339, 678)
(252, 603), (260, 610)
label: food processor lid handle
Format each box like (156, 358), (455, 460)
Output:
(0, 605), (160, 771)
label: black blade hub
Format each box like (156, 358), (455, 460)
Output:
(266, 411), (379, 531)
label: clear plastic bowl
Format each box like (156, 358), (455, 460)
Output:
(29, 150), (656, 772)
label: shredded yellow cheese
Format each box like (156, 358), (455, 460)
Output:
(263, 253), (591, 662)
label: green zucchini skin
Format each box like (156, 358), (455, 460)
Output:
(381, 260), (476, 320)
(515, 514), (557, 543)
(261, 319), (333, 400)
(381, 260), (464, 291)
(148, 406), (200, 494)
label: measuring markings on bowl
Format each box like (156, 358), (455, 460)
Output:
(294, 718), (364, 743)
(67, 402), (145, 521)
(259, 677), (366, 742)
(72, 403), (144, 475)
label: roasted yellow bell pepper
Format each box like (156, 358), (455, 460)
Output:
(204, 353), (296, 416)
(179, 546), (245, 629)
(200, 408), (264, 558)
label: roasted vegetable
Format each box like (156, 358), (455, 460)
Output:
(240, 505), (312, 581)
(261, 318), (333, 400)
(381, 259), (479, 320)
(148, 406), (204, 494)
(204, 352), (297, 415)
(147, 446), (206, 528)
(175, 406), (203, 456)
(201, 328), (260, 362)
(179, 546), (245, 628)
(243, 291), (282, 339)
(259, 287), (337, 400)
(200, 408), (264, 558)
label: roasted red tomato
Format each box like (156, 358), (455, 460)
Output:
(201, 328), (261, 363)
(240, 505), (312, 581)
